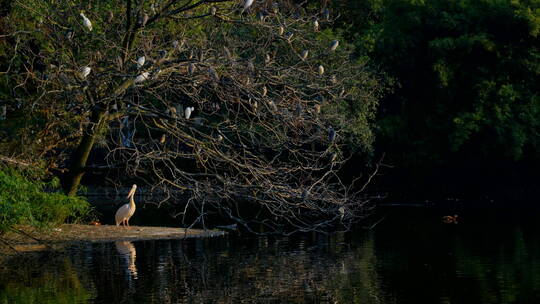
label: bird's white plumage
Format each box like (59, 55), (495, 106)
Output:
(243, 0), (254, 11)
(134, 72), (149, 83)
(81, 66), (91, 79)
(318, 65), (325, 76)
(185, 106), (194, 119)
(330, 40), (339, 51)
(115, 184), (137, 226)
(80, 13), (92, 31)
(137, 56), (145, 69)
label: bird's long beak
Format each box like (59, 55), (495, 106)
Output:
(127, 185), (137, 199)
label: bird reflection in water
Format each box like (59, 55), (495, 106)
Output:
(115, 241), (138, 279)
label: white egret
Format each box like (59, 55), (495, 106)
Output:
(115, 184), (138, 227)
(242, 0), (254, 13)
(137, 56), (145, 69)
(80, 12), (92, 31)
(338, 206), (345, 220)
(301, 50), (309, 60)
(261, 86), (267, 97)
(134, 72), (149, 83)
(318, 65), (325, 76)
(329, 40), (339, 52)
(210, 6), (217, 16)
(265, 53), (271, 65)
(80, 66), (91, 79)
(185, 106), (194, 119)
(278, 25), (284, 36)
(313, 19), (319, 31)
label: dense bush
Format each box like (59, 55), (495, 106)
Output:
(0, 167), (90, 232)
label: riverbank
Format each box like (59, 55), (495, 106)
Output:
(0, 224), (225, 254)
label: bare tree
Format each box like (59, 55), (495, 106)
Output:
(1, 0), (383, 234)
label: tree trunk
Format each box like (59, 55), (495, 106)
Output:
(63, 109), (107, 196)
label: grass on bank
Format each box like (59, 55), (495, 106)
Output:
(0, 167), (90, 233)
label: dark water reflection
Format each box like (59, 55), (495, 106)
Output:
(1, 208), (540, 303)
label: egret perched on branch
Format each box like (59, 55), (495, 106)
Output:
(242, 0), (254, 13)
(318, 65), (325, 76)
(185, 106), (194, 119)
(313, 19), (319, 31)
(134, 72), (149, 83)
(80, 66), (91, 79)
(137, 56), (145, 69)
(301, 50), (309, 60)
(80, 12), (92, 31)
(329, 40), (339, 52)
(115, 184), (138, 227)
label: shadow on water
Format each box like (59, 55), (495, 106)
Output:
(1, 207), (540, 303)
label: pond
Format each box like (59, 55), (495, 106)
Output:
(1, 207), (539, 303)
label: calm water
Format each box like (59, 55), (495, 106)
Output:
(1, 208), (540, 303)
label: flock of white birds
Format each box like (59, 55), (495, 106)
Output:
(76, 0), (339, 227)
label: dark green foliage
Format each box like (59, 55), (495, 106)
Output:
(332, 0), (540, 199)
(0, 167), (90, 232)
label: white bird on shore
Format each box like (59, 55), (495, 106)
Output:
(137, 56), (145, 69)
(80, 12), (92, 31)
(80, 66), (91, 79)
(115, 184), (138, 227)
